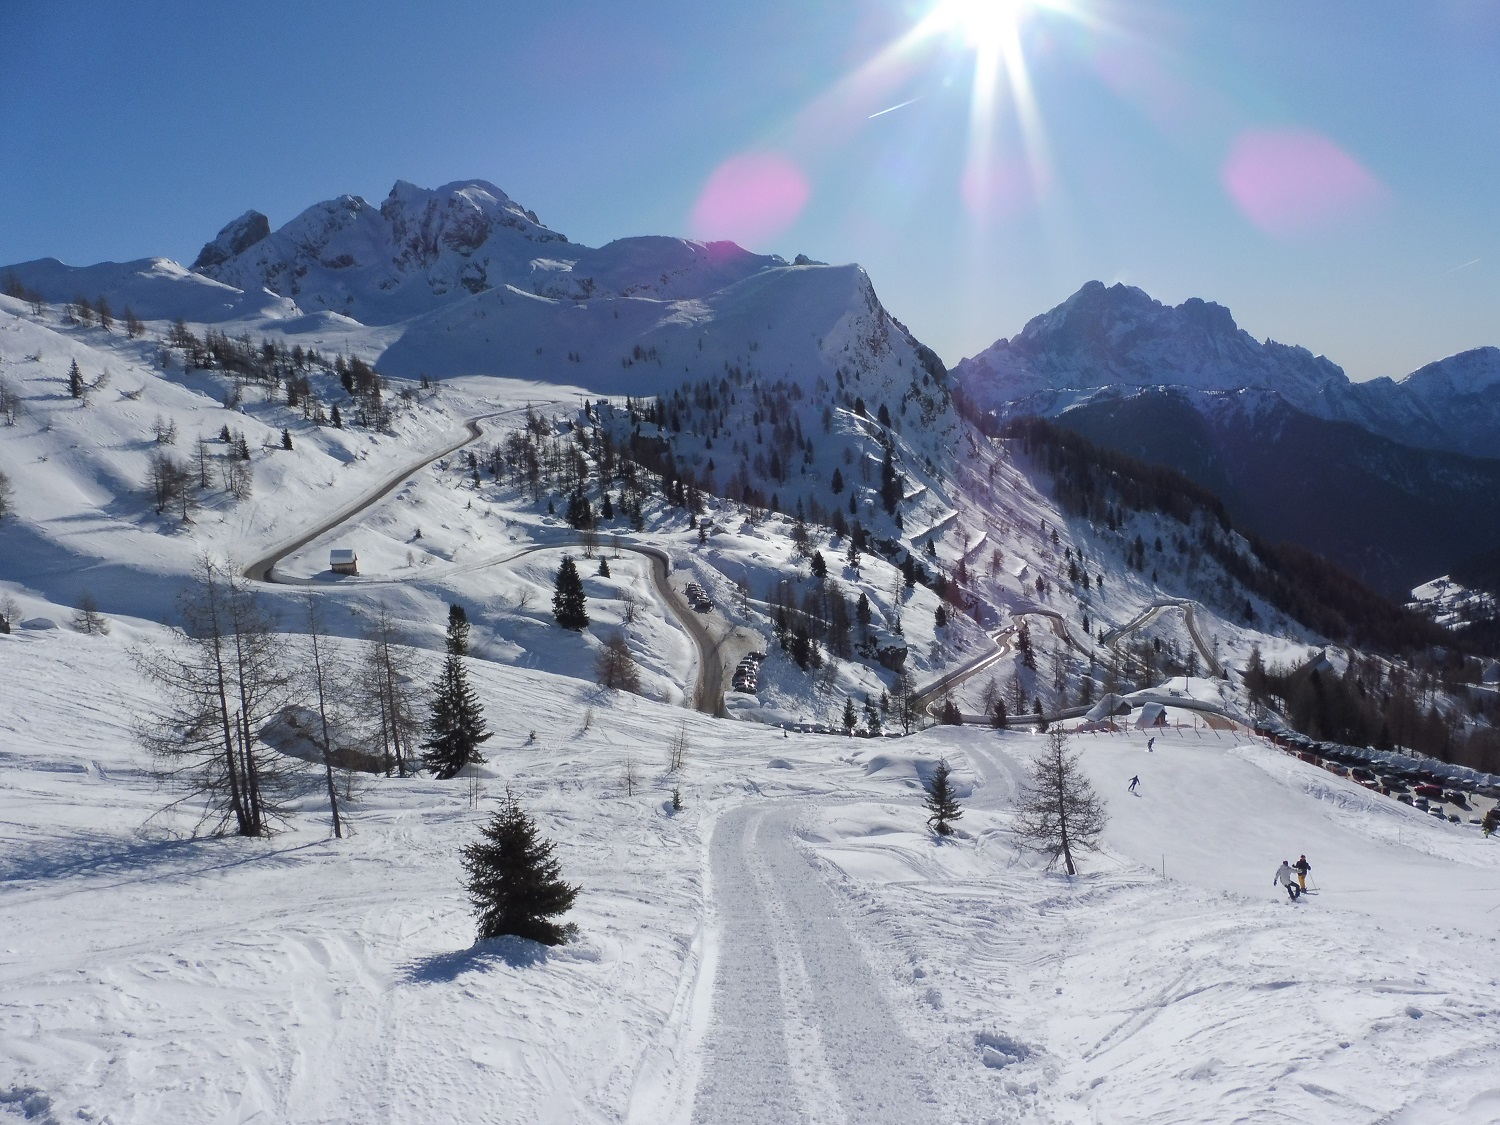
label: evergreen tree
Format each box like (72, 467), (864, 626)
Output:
(446, 603), (471, 656)
(935, 603), (948, 628)
(841, 696), (858, 735)
(830, 467), (844, 494)
(330, 404), (343, 428)
(810, 551), (827, 579)
(879, 449), (902, 514)
(552, 555), (589, 630)
(990, 696), (1008, 729)
(598, 557), (611, 577)
(281, 428), (293, 450)
(925, 758), (962, 836)
(462, 793), (579, 945)
(940, 698), (962, 725)
(422, 653), (492, 779)
(67, 360), (84, 399)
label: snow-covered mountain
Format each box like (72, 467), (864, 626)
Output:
(956, 280), (1500, 461)
(4, 179), (938, 408)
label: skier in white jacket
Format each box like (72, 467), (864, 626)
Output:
(1274, 860), (1301, 901)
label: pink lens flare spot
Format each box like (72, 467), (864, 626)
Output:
(1222, 129), (1388, 239)
(690, 153), (811, 248)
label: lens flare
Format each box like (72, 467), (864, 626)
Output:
(689, 152), (811, 248)
(1222, 129), (1388, 240)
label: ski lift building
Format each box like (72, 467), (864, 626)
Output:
(329, 548), (359, 576)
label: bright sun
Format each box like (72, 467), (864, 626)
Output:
(935, 0), (1035, 52)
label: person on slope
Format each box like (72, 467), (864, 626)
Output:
(1482, 807), (1498, 838)
(1147, 737), (1155, 753)
(1128, 775), (1141, 793)
(1274, 860), (1301, 901)
(1293, 854), (1312, 892)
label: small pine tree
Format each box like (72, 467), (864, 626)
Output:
(940, 698), (963, 725)
(67, 360), (84, 399)
(330, 403), (343, 428)
(422, 653), (492, 779)
(598, 557), (611, 578)
(281, 428), (293, 450)
(552, 555), (589, 630)
(935, 603), (948, 628)
(841, 696), (858, 735)
(462, 792), (579, 945)
(830, 467), (844, 494)
(446, 603), (470, 656)
(925, 758), (962, 836)
(810, 551), (827, 579)
(990, 696), (1008, 729)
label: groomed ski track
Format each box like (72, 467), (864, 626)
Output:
(689, 803), (937, 1125)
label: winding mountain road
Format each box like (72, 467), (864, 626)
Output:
(240, 403), (725, 716)
(916, 597), (1232, 727)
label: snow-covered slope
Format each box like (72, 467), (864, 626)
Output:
(3, 614), (1498, 1124)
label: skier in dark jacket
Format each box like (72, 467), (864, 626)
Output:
(1128, 775), (1140, 793)
(1293, 854), (1311, 891)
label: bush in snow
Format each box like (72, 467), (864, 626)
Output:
(925, 759), (963, 836)
(462, 792), (579, 946)
(595, 632), (641, 694)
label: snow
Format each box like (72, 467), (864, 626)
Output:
(5, 605), (1499, 1122)
(5, 178), (1500, 1124)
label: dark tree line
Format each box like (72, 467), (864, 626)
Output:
(1001, 416), (1451, 657)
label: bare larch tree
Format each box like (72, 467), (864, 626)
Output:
(1013, 729), (1108, 875)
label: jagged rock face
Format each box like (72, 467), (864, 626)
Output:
(193, 180), (569, 323)
(956, 280), (1347, 414)
(190, 179), (796, 326)
(955, 281), (1500, 460)
(191, 211), (271, 271)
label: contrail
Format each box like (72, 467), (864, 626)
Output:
(868, 96), (923, 119)
(1445, 258), (1481, 274)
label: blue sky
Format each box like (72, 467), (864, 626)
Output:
(2, 0), (1496, 380)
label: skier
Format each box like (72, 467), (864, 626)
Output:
(1293, 854), (1312, 892)
(1128, 775), (1141, 793)
(1147, 737), (1155, 753)
(1274, 860), (1301, 901)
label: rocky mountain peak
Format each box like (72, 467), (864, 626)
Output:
(191, 210), (271, 271)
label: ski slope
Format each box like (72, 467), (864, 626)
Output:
(4, 607), (1499, 1123)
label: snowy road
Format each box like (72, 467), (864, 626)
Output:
(690, 803), (937, 1125)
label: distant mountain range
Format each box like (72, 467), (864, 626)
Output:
(7, 187), (1497, 599)
(4, 179), (938, 402)
(954, 282), (1500, 597)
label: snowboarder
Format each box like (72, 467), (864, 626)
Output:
(1147, 737), (1155, 753)
(1274, 860), (1301, 901)
(1128, 775), (1140, 793)
(1482, 807), (1498, 838)
(1293, 854), (1312, 892)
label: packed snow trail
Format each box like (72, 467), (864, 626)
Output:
(691, 804), (937, 1125)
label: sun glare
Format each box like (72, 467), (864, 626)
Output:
(938, 0), (1033, 52)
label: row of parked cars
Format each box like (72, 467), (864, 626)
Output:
(732, 651), (766, 694)
(1257, 726), (1499, 826)
(685, 582), (714, 613)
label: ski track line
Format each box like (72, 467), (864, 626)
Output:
(690, 804), (938, 1125)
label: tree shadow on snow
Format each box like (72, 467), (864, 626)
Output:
(402, 937), (550, 984)
(0, 832), (319, 889)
